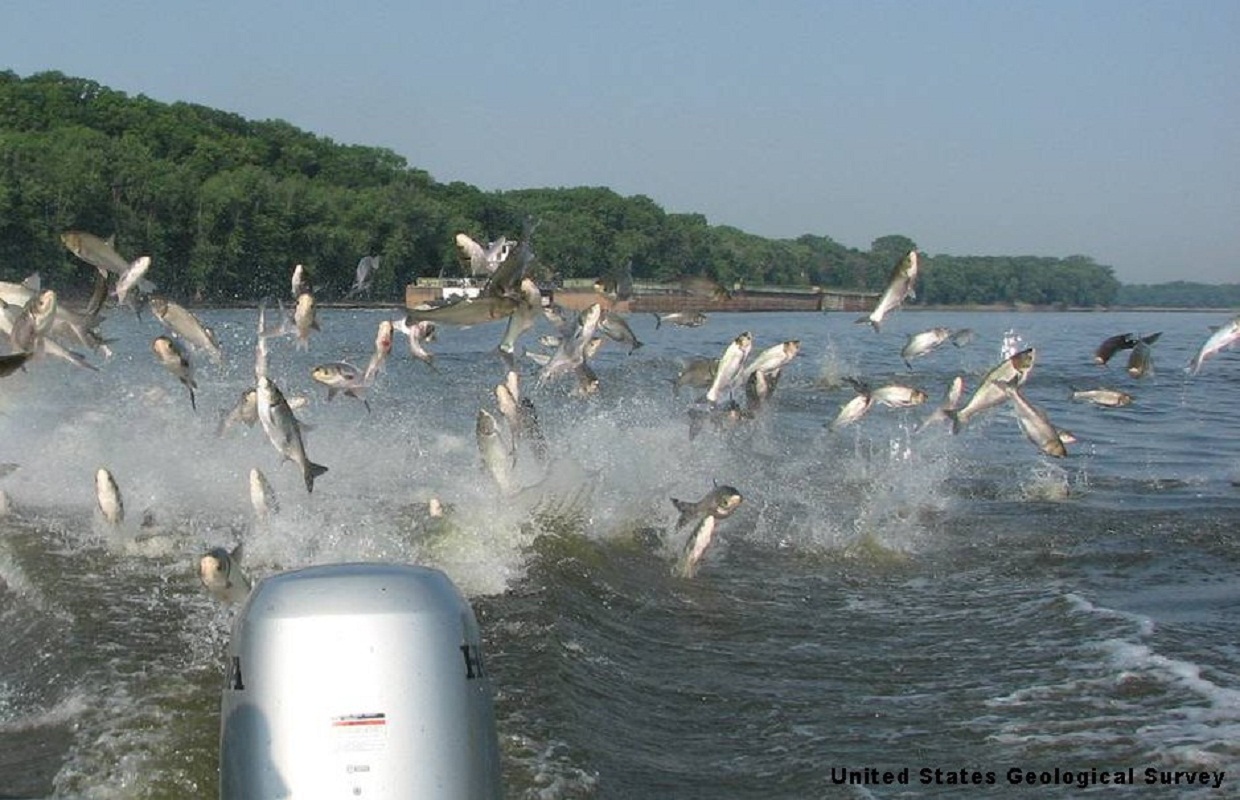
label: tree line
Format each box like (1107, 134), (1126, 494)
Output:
(1, 70), (1129, 307)
(1116, 282), (1240, 309)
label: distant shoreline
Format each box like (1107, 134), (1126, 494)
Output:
(904, 304), (1238, 314)
(42, 294), (1236, 313)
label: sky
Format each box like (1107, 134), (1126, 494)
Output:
(3, 1), (1237, 284)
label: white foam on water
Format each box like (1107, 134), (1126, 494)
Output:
(0, 688), (91, 733)
(989, 591), (1240, 768)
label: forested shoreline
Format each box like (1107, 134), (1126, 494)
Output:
(0, 71), (1219, 307)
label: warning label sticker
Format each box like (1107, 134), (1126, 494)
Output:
(331, 712), (388, 753)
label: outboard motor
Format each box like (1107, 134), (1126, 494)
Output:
(219, 563), (502, 799)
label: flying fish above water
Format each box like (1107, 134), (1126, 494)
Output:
(60, 230), (157, 294)
(1003, 382), (1067, 458)
(198, 544), (252, 605)
(151, 335), (197, 410)
(150, 297), (223, 364)
(1094, 331), (1160, 366)
(347, 255), (379, 298)
(901, 327), (952, 368)
(859, 249), (918, 332)
(311, 362), (371, 410)
(257, 375), (328, 493)
(455, 233), (514, 278)
(671, 485), (743, 578)
(1187, 315), (1240, 375)
(945, 347), (1036, 434)
(704, 331), (753, 404)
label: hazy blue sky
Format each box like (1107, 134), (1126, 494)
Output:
(4, 1), (1237, 284)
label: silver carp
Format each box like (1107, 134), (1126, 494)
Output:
(257, 376), (328, 493)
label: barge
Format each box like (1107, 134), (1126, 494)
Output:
(405, 277), (875, 314)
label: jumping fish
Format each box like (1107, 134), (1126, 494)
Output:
(61, 231), (157, 293)
(1071, 387), (1133, 408)
(670, 484), (744, 529)
(483, 222), (537, 300)
(363, 319), (394, 384)
(249, 468), (279, 522)
(257, 376), (328, 493)
(149, 297), (223, 364)
(1188, 315), (1240, 375)
(744, 367), (783, 412)
(1093, 332), (1139, 366)
(740, 340), (800, 383)
(291, 263), (311, 298)
(859, 249), (918, 332)
(599, 311), (643, 353)
(653, 311), (708, 330)
(217, 388), (259, 436)
(152, 335), (197, 411)
(901, 327), (952, 368)
(1095, 331), (1160, 367)
(672, 485), (743, 578)
(9, 290), (56, 352)
(311, 362), (370, 410)
(945, 348), (1036, 433)
(347, 255), (379, 298)
(538, 303), (603, 386)
(498, 278), (542, 355)
(455, 233), (514, 277)
(704, 331), (753, 404)
(114, 256), (153, 311)
(1003, 383), (1067, 458)
(829, 392), (874, 430)
(394, 318), (437, 367)
(294, 291), (319, 350)
(916, 375), (966, 432)
(198, 545), (252, 605)
(1126, 339), (1154, 379)
(476, 408), (515, 495)
(95, 467), (124, 527)
(869, 384), (928, 408)
(0, 298), (97, 371)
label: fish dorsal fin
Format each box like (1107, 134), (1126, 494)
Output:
(21, 273), (40, 292)
(230, 543), (244, 564)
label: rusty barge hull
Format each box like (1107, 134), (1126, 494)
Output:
(405, 284), (875, 314)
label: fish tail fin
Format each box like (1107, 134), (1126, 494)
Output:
(943, 408), (963, 435)
(854, 315), (880, 333)
(670, 498), (695, 529)
(189, 387), (197, 412)
(68, 349), (99, 372)
(652, 313), (662, 330)
(305, 462), (329, 493)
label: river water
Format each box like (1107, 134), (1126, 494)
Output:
(1, 305), (1239, 798)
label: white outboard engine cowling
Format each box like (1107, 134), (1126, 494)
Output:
(219, 563), (503, 799)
